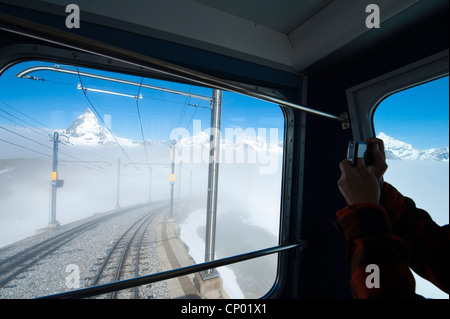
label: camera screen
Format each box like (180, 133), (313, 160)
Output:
(356, 142), (368, 158)
(347, 141), (368, 165)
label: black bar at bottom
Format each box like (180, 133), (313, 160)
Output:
(39, 242), (305, 299)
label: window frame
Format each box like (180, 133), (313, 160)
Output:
(345, 49), (449, 140)
(346, 53), (449, 300)
(0, 43), (301, 299)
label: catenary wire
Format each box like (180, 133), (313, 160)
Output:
(0, 137), (51, 158)
(135, 77), (149, 164)
(0, 100), (115, 165)
(75, 67), (140, 170)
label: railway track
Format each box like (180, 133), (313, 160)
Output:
(90, 206), (165, 299)
(0, 203), (160, 292)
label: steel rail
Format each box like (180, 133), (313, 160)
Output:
(134, 214), (150, 299)
(111, 209), (160, 298)
(0, 209), (127, 288)
(91, 207), (163, 286)
(0, 202), (157, 288)
(0, 12), (345, 123)
(91, 213), (145, 287)
(39, 241), (305, 299)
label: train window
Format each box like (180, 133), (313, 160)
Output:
(0, 60), (284, 298)
(373, 75), (449, 299)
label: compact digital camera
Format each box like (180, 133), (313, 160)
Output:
(347, 141), (374, 166)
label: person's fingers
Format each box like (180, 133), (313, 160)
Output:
(338, 158), (380, 205)
(371, 143), (384, 163)
(367, 143), (388, 180)
(365, 137), (386, 160)
(339, 159), (355, 177)
(356, 158), (372, 178)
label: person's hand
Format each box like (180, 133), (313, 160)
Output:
(364, 137), (388, 188)
(338, 159), (380, 206)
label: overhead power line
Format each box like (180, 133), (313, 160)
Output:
(75, 67), (140, 171)
(0, 137), (51, 158)
(0, 101), (50, 138)
(1, 100), (116, 165)
(135, 77), (149, 164)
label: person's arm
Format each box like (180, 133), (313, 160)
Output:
(336, 159), (419, 298)
(366, 137), (448, 293)
(379, 182), (449, 294)
(335, 203), (418, 298)
(337, 138), (449, 297)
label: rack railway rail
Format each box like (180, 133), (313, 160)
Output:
(0, 203), (166, 296)
(90, 206), (165, 299)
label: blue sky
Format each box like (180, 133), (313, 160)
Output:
(373, 76), (449, 150)
(1, 61), (448, 150)
(0, 61), (284, 143)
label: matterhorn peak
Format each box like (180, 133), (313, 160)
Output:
(83, 108), (94, 116)
(64, 108), (114, 145)
(66, 109), (99, 135)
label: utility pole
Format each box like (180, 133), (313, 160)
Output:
(49, 132), (61, 227)
(189, 169), (192, 200)
(116, 158), (121, 208)
(169, 146), (175, 219)
(177, 161), (182, 201)
(203, 89), (222, 278)
(122, 162), (168, 204)
(148, 168), (152, 202)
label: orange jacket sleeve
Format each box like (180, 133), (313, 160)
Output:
(335, 183), (449, 298)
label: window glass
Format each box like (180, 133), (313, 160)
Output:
(373, 76), (449, 299)
(0, 61), (284, 298)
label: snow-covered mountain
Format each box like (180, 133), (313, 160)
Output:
(2, 108), (445, 162)
(229, 133), (282, 153)
(174, 131), (282, 153)
(63, 108), (136, 146)
(377, 132), (449, 162)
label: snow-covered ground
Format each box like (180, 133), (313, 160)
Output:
(178, 162), (282, 299)
(179, 209), (246, 298)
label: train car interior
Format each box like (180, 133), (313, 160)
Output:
(0, 0), (448, 301)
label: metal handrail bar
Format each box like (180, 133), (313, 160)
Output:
(0, 12), (345, 123)
(39, 241), (305, 299)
